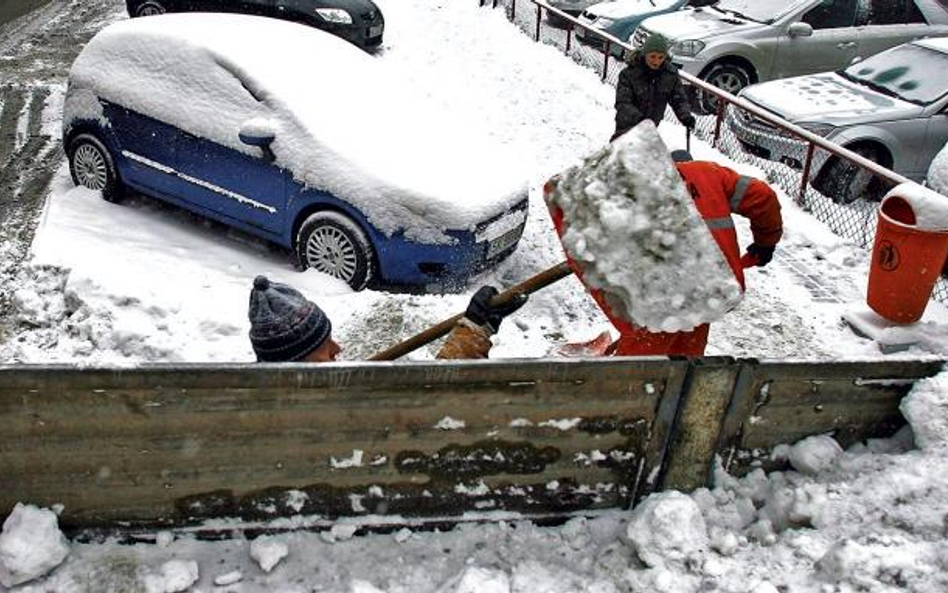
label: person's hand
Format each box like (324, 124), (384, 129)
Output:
(464, 286), (528, 333)
(681, 114), (696, 130)
(744, 243), (775, 267)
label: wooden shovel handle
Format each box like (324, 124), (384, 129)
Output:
(368, 261), (573, 361)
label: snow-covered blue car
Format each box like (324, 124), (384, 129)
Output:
(63, 14), (527, 290)
(575, 0), (702, 56)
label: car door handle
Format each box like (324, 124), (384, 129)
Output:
(836, 41), (857, 49)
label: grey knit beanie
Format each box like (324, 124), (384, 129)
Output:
(641, 33), (670, 55)
(248, 275), (331, 362)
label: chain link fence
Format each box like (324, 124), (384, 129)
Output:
(481, 0), (948, 307)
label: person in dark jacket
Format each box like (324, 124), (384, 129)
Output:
(247, 276), (526, 362)
(612, 33), (695, 141)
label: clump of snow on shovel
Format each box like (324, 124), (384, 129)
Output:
(0, 503), (70, 588)
(546, 121), (742, 332)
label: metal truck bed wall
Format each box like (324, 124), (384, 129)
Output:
(0, 357), (943, 530)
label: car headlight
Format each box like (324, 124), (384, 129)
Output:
(798, 122), (836, 137)
(315, 8), (353, 24)
(671, 39), (705, 57)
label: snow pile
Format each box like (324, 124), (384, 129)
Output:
(927, 140), (948, 196)
(546, 121), (742, 332)
(882, 182), (948, 231)
(0, 504), (69, 588)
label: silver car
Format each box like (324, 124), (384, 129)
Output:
(634, 0), (948, 113)
(729, 37), (948, 203)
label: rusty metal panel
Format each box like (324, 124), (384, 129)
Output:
(657, 358), (741, 493)
(719, 359), (946, 475)
(0, 359), (689, 529)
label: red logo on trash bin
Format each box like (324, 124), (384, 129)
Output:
(878, 240), (899, 271)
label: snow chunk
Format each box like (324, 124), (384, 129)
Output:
(249, 535), (288, 573)
(545, 121), (742, 332)
(351, 579), (386, 593)
(0, 503), (70, 588)
(144, 559), (199, 593)
(455, 566), (510, 593)
(434, 416), (466, 430)
(787, 434), (843, 475)
(214, 570), (242, 586)
(331, 450), (364, 469)
(900, 370), (948, 451)
(626, 491), (708, 567)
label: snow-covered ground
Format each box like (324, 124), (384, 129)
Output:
(2, 1), (948, 591)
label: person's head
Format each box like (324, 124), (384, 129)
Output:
(641, 33), (670, 70)
(248, 275), (341, 363)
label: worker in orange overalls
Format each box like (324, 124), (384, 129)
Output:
(551, 150), (783, 357)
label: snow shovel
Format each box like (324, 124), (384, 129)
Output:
(368, 261), (573, 361)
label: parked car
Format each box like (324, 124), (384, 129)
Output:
(63, 14), (528, 290)
(728, 37), (948, 204)
(575, 0), (713, 56)
(633, 0), (948, 113)
(548, 0), (602, 22)
(125, 0), (384, 50)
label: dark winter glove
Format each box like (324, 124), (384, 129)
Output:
(681, 114), (696, 130)
(464, 285), (529, 333)
(744, 243), (775, 267)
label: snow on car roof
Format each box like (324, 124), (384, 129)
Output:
(66, 13), (526, 242)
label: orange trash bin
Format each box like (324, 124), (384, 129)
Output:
(866, 194), (948, 324)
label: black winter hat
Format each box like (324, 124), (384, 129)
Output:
(248, 275), (331, 362)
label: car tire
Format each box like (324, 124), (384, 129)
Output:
(134, 1), (166, 17)
(67, 133), (125, 204)
(814, 145), (889, 205)
(296, 211), (375, 291)
(696, 62), (752, 115)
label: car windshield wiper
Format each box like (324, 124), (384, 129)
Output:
(720, 8), (758, 22)
(839, 69), (914, 102)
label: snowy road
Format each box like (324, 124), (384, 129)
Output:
(0, 0), (122, 344)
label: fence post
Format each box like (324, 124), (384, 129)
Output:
(602, 41), (610, 81)
(712, 99), (726, 148)
(535, 4), (541, 41)
(566, 24), (572, 52)
(799, 143), (816, 205)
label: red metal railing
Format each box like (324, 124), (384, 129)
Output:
(482, 0), (947, 305)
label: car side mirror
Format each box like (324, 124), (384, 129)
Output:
(239, 120), (277, 163)
(787, 22), (813, 38)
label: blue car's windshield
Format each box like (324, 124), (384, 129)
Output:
(840, 43), (948, 105)
(711, 0), (807, 24)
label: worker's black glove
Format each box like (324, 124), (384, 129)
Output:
(745, 243), (775, 267)
(681, 114), (696, 130)
(464, 286), (528, 334)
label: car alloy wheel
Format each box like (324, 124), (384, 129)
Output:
(814, 145), (890, 205)
(296, 211), (374, 290)
(697, 62), (752, 115)
(67, 133), (124, 203)
(136, 1), (166, 17)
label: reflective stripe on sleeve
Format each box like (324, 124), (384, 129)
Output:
(730, 176), (753, 211)
(704, 216), (735, 230)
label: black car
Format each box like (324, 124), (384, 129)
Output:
(126, 0), (384, 50)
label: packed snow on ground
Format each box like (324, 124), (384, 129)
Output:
(3, 0), (948, 591)
(547, 122), (742, 332)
